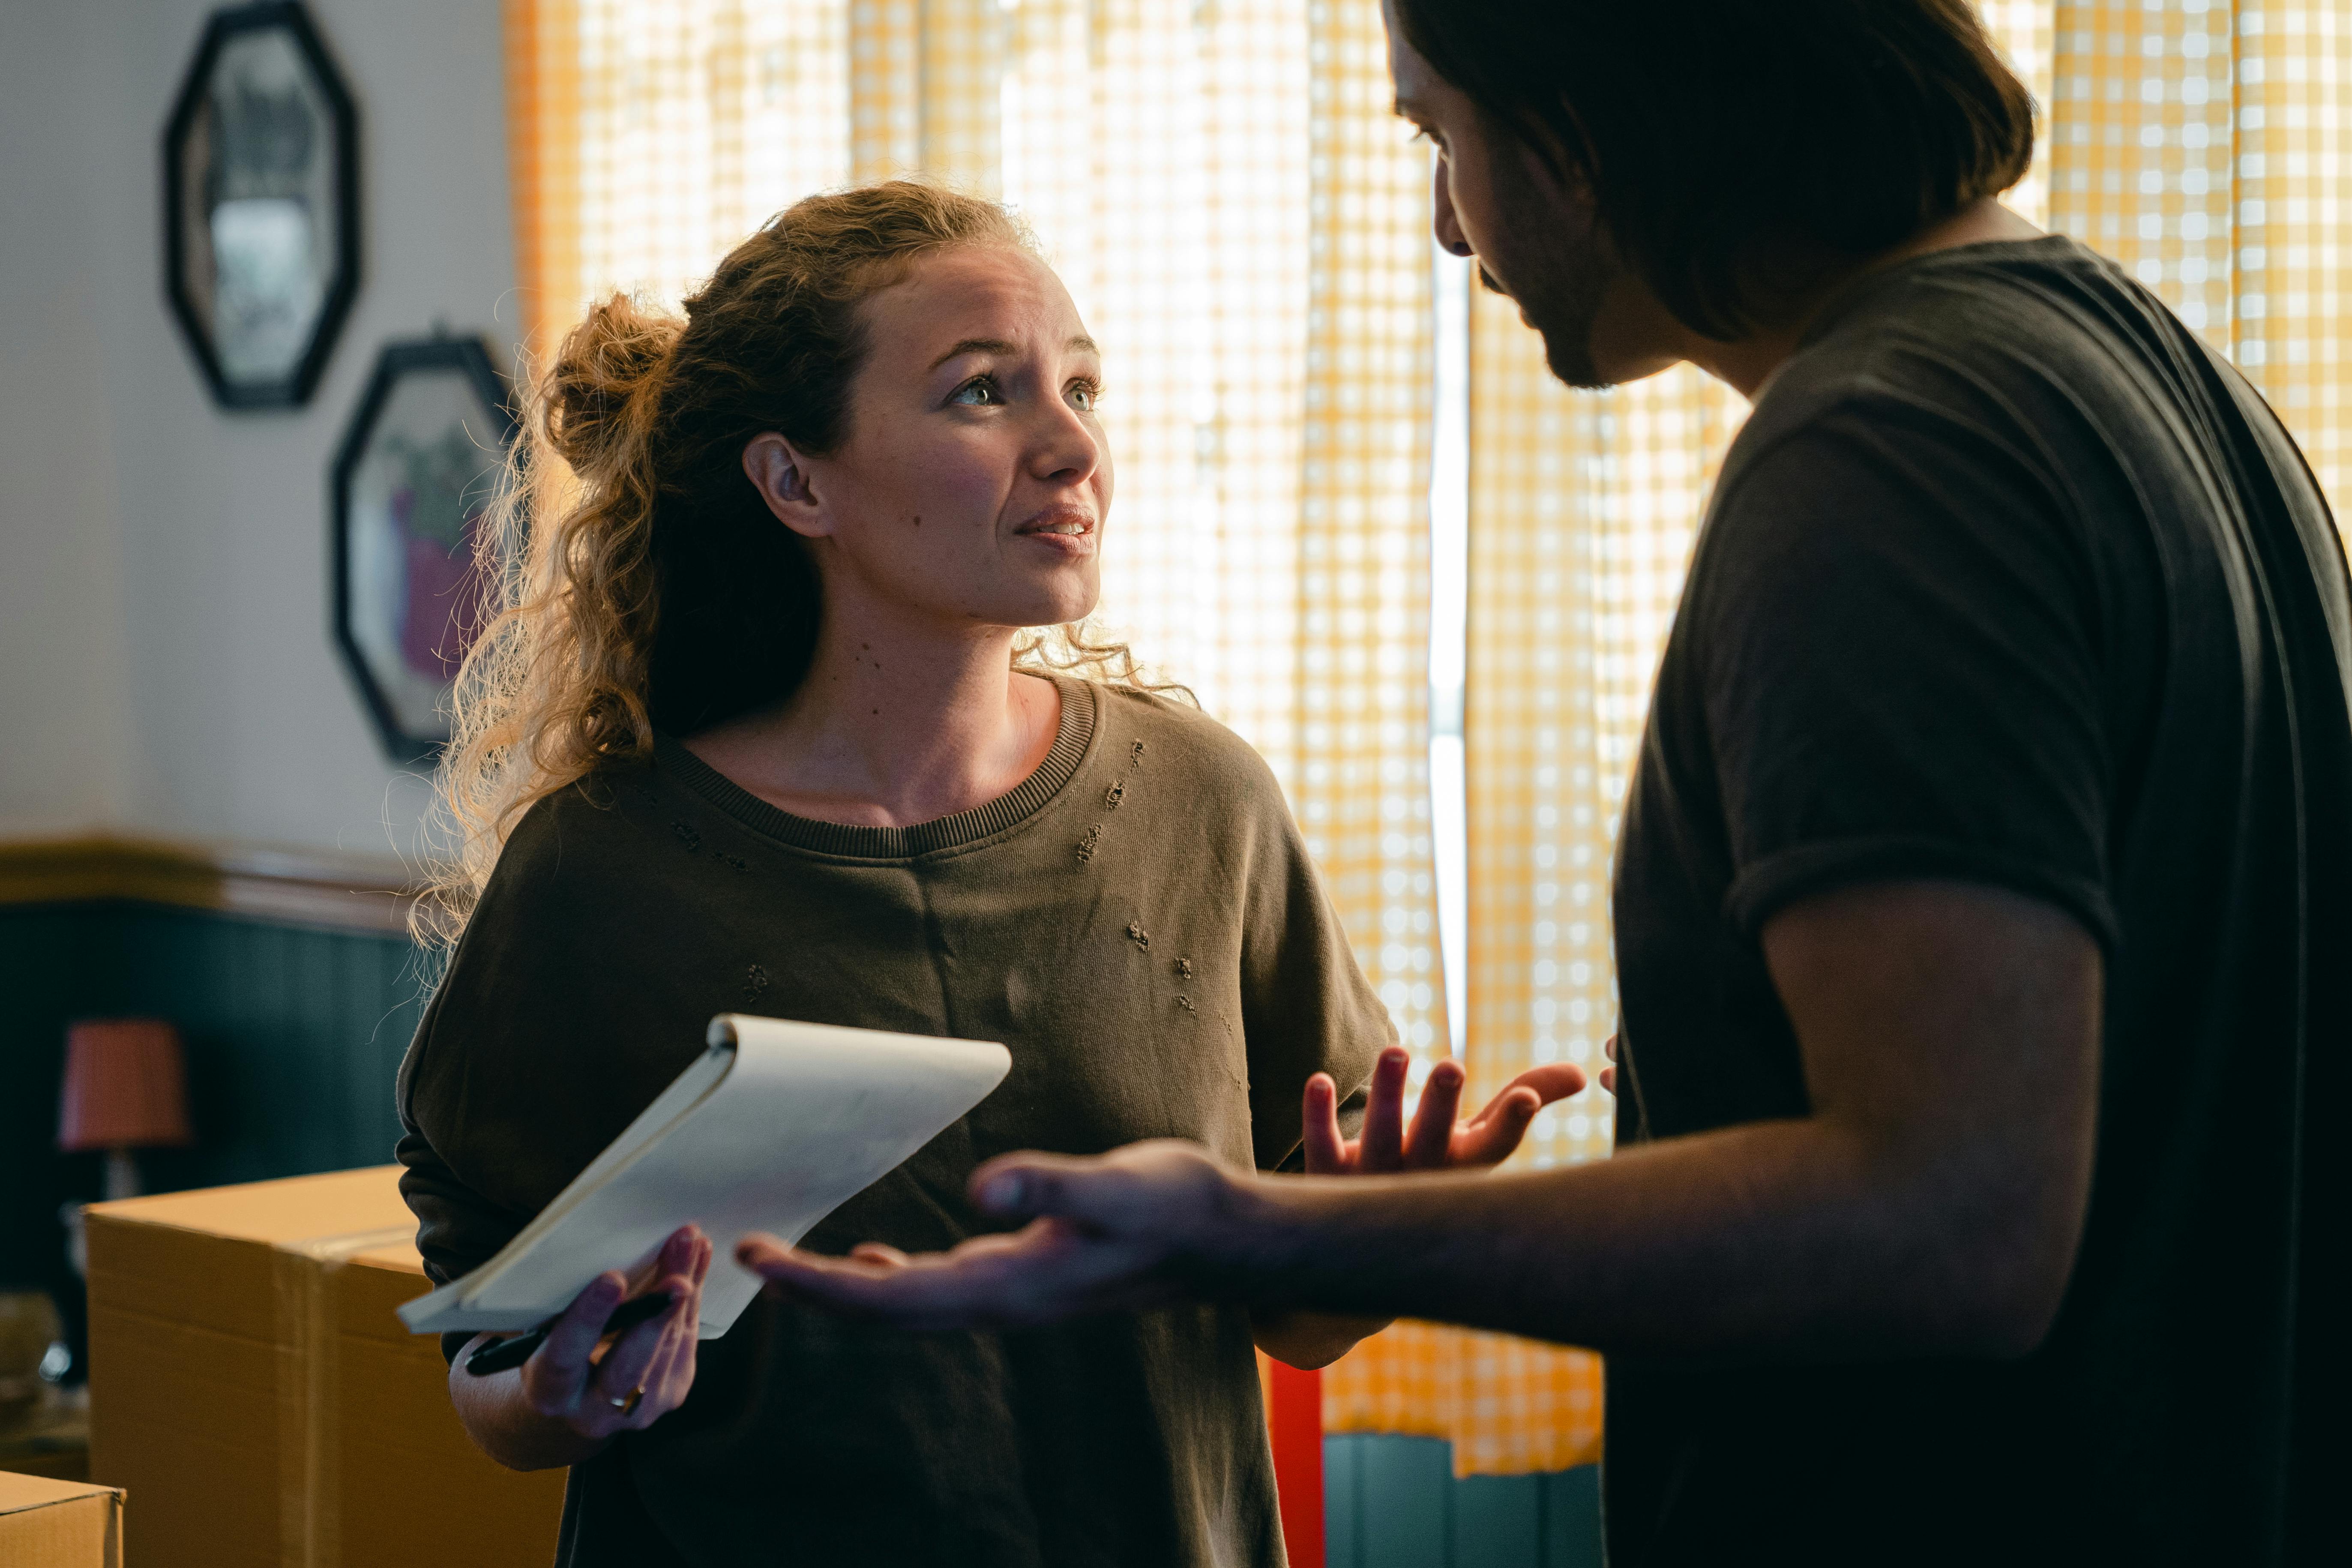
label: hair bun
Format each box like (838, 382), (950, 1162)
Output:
(539, 294), (682, 476)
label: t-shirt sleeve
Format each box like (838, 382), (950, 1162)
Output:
(394, 865), (554, 1366)
(395, 1120), (523, 1365)
(1695, 402), (2120, 950)
(1232, 762), (1396, 1172)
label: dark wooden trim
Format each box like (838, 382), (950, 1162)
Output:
(0, 837), (418, 936)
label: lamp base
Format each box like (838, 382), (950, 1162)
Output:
(102, 1148), (141, 1203)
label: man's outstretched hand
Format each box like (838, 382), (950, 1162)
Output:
(1303, 1044), (1585, 1175)
(736, 1047), (1587, 1335)
(736, 1140), (1238, 1331)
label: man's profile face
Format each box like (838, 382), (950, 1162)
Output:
(1384, 5), (1680, 390)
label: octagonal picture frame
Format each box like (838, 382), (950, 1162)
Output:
(331, 336), (517, 764)
(164, 1), (360, 410)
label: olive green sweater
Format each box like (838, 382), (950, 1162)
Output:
(395, 678), (1390, 1568)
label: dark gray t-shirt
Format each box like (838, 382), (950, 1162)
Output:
(1610, 238), (2348, 1565)
(396, 680), (1390, 1568)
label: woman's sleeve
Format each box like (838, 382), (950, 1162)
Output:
(395, 1114), (527, 1365)
(391, 785), (662, 1364)
(1235, 767), (1396, 1172)
(395, 871), (551, 1364)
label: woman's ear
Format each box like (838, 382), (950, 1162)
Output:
(743, 432), (830, 539)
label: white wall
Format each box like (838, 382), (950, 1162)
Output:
(0, 0), (516, 863)
(0, 2), (137, 839)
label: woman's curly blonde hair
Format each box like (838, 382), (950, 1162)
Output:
(414, 181), (1167, 953)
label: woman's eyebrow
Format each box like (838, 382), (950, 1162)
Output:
(929, 335), (1100, 371)
(930, 336), (1016, 370)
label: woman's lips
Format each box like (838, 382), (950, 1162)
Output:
(1015, 505), (1098, 553)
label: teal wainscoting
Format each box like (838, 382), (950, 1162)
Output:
(0, 901), (425, 1287)
(1326, 1436), (1602, 1568)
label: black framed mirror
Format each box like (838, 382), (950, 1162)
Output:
(330, 336), (516, 763)
(164, 1), (359, 409)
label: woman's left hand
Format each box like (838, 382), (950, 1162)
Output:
(1301, 1045), (1585, 1175)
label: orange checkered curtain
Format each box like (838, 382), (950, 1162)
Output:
(2040, 1), (2349, 520)
(500, 0), (1435, 818)
(501, 0), (1454, 1441)
(502, 0), (2346, 1480)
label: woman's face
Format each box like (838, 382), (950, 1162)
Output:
(749, 245), (1112, 635)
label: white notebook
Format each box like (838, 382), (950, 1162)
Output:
(397, 1013), (1011, 1340)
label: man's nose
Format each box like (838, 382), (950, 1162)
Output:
(1432, 160), (1473, 259)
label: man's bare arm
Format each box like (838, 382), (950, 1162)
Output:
(744, 880), (2103, 1362)
(1198, 880), (2103, 1358)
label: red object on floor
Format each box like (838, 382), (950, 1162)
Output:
(1266, 1361), (1324, 1568)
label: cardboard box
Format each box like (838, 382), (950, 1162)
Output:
(85, 1169), (563, 1568)
(0, 1471), (123, 1567)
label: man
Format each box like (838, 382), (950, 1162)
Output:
(742, 2), (2348, 1561)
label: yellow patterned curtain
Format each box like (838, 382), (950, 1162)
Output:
(502, 0), (1438, 927)
(504, 0), (2345, 1482)
(500, 0), (1448, 1358)
(2044, 1), (2350, 515)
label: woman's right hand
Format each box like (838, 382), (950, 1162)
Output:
(527, 1224), (711, 1441)
(458, 1223), (712, 1467)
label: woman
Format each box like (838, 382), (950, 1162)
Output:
(398, 181), (1575, 1568)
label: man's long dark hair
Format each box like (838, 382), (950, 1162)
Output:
(1393, 0), (2037, 338)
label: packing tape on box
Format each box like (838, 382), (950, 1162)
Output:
(272, 1229), (412, 1568)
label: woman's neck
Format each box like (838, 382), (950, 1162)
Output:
(681, 596), (1063, 830)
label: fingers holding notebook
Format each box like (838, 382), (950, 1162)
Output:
(522, 1225), (710, 1438)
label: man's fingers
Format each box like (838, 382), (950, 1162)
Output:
(1402, 1058), (1465, 1167)
(747, 1146), (1231, 1333)
(749, 1235), (1020, 1324)
(1599, 1065), (1616, 1094)
(734, 1232), (840, 1278)
(1456, 1086), (1542, 1164)
(1467, 1064), (1585, 1126)
(752, 1220), (1172, 1331)
(739, 1236), (910, 1284)
(1300, 1073), (1348, 1173)
(1360, 1046), (1410, 1172)
(968, 1151), (1139, 1226)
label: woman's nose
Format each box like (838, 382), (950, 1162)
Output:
(1031, 397), (1101, 484)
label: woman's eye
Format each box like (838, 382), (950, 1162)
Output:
(952, 377), (1000, 407)
(1067, 383), (1099, 413)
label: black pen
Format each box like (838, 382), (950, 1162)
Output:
(464, 1289), (676, 1376)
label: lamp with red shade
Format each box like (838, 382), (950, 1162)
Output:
(57, 1019), (193, 1202)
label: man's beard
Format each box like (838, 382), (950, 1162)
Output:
(1484, 232), (1620, 391)
(1528, 242), (1618, 391)
(1478, 153), (1622, 390)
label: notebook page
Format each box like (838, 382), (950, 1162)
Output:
(399, 1015), (1010, 1338)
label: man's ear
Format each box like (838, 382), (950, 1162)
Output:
(743, 432), (830, 540)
